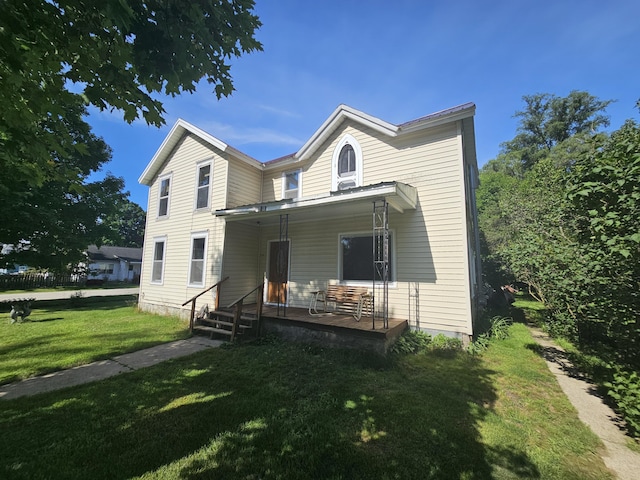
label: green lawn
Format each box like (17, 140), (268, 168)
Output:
(0, 296), (189, 384)
(0, 300), (613, 479)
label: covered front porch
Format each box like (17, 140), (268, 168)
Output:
(251, 304), (409, 355)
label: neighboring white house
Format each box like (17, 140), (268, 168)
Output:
(137, 103), (482, 341)
(87, 245), (143, 283)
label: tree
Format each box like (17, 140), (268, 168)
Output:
(0, 94), (127, 271)
(566, 120), (640, 361)
(0, 0), (262, 128)
(0, 0), (262, 269)
(101, 200), (147, 248)
(500, 91), (613, 171)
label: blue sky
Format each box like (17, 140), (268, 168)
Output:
(86, 0), (640, 209)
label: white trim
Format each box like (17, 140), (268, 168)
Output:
(281, 168), (302, 200)
(193, 159), (213, 211)
(456, 121), (474, 335)
(151, 236), (167, 285)
(139, 118), (260, 186)
(331, 134), (363, 191)
(187, 231), (209, 287)
(156, 173), (172, 219)
(297, 105), (398, 161)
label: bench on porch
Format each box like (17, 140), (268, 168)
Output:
(309, 285), (371, 321)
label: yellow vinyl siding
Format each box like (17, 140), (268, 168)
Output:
(227, 157), (262, 208)
(219, 222), (261, 306)
(140, 134), (229, 317)
(261, 120), (472, 334)
(139, 110), (476, 336)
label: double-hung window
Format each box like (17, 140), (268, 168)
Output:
(158, 176), (171, 217)
(340, 232), (394, 282)
(282, 170), (301, 199)
(188, 233), (208, 287)
(151, 238), (166, 284)
(195, 162), (211, 209)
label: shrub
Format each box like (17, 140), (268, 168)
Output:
(390, 330), (432, 355)
(467, 316), (512, 355)
(430, 333), (462, 351)
(604, 367), (640, 437)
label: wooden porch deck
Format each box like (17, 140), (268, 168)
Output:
(245, 305), (408, 355)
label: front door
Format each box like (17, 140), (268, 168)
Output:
(267, 240), (289, 304)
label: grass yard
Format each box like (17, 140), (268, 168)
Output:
(0, 296), (189, 384)
(0, 304), (613, 479)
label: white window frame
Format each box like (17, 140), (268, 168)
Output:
(194, 160), (213, 210)
(331, 134), (363, 191)
(338, 230), (396, 285)
(151, 236), (167, 284)
(282, 169), (302, 199)
(187, 232), (208, 287)
(157, 174), (172, 218)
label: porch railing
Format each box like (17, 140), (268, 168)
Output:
(225, 283), (265, 340)
(182, 276), (230, 332)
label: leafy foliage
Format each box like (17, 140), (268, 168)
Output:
(500, 91), (613, 171)
(467, 316), (512, 355)
(478, 92), (640, 434)
(605, 368), (640, 437)
(101, 199), (147, 248)
(0, 0), (261, 269)
(389, 329), (432, 354)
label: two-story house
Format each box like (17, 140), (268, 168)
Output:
(138, 103), (482, 343)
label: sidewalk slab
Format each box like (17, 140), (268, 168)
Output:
(528, 326), (640, 480)
(0, 337), (224, 401)
(113, 337), (224, 369)
(0, 360), (129, 400)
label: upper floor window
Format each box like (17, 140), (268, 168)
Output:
(282, 169), (301, 199)
(332, 134), (363, 191)
(158, 175), (171, 217)
(195, 162), (211, 209)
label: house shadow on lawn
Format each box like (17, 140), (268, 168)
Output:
(0, 341), (541, 479)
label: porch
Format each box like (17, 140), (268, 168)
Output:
(252, 304), (408, 355)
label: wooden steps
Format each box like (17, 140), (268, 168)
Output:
(192, 308), (259, 340)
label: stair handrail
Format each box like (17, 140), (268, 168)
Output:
(226, 283), (265, 341)
(182, 276), (230, 332)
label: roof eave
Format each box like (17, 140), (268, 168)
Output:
(296, 105), (399, 161)
(399, 103), (476, 134)
(215, 182), (417, 221)
(138, 119), (261, 186)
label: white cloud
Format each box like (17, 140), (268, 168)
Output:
(196, 120), (303, 147)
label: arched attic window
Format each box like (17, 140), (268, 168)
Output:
(332, 134), (363, 191)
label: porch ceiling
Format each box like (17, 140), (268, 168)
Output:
(215, 181), (417, 226)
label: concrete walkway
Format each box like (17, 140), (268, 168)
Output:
(0, 336), (223, 400)
(0, 287), (140, 302)
(528, 326), (640, 480)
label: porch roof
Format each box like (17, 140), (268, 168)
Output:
(215, 182), (417, 225)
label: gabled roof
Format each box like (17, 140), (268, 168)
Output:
(139, 103), (476, 182)
(87, 245), (143, 263)
(138, 119), (261, 186)
(294, 102), (476, 161)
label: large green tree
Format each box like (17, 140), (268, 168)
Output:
(101, 199), (147, 248)
(500, 91), (613, 172)
(0, 0), (262, 269)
